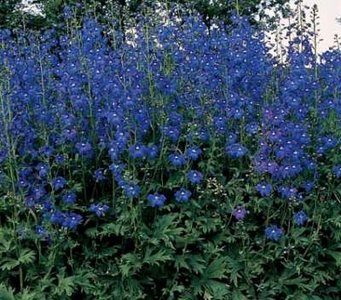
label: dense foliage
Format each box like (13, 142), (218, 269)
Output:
(0, 0), (291, 30)
(0, 3), (340, 299)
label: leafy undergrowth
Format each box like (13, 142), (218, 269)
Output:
(0, 4), (340, 300)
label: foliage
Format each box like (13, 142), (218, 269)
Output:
(0, 3), (340, 299)
(0, 0), (292, 30)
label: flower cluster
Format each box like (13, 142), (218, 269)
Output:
(0, 7), (339, 243)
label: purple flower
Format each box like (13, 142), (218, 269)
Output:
(232, 206), (247, 221)
(89, 203), (110, 217)
(187, 170), (203, 184)
(265, 225), (284, 241)
(147, 193), (167, 208)
(256, 183), (272, 197)
(293, 210), (308, 226)
(175, 188), (192, 202)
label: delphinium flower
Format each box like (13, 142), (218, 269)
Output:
(75, 142), (93, 158)
(146, 145), (159, 160)
(36, 163), (49, 178)
(123, 184), (141, 198)
(51, 176), (67, 191)
(89, 203), (110, 217)
(232, 206), (248, 221)
(168, 153), (186, 167)
(147, 193), (167, 208)
(49, 210), (65, 225)
(161, 126), (180, 143)
(55, 154), (65, 165)
(94, 168), (106, 182)
(278, 186), (298, 200)
(293, 210), (308, 226)
(265, 225), (283, 241)
(175, 188), (192, 202)
(226, 143), (248, 158)
(185, 146), (202, 161)
(255, 183), (272, 197)
(62, 212), (83, 229)
(35, 225), (49, 239)
(332, 165), (341, 179)
(62, 192), (77, 205)
(187, 170), (203, 184)
(302, 181), (315, 192)
(129, 144), (147, 159)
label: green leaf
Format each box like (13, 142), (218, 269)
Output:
(55, 274), (76, 297)
(0, 258), (19, 271)
(232, 289), (248, 300)
(205, 257), (227, 279)
(18, 249), (35, 265)
(0, 283), (15, 300)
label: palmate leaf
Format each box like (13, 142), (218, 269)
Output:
(0, 258), (19, 271)
(326, 250), (341, 267)
(204, 257), (227, 279)
(18, 249), (36, 265)
(232, 289), (248, 300)
(142, 247), (172, 266)
(55, 274), (76, 297)
(0, 283), (15, 300)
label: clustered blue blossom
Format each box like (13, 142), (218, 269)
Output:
(0, 8), (339, 241)
(265, 225), (284, 241)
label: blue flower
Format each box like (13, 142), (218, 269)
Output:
(146, 145), (159, 160)
(36, 163), (49, 178)
(265, 225), (283, 241)
(76, 142), (93, 157)
(94, 168), (106, 182)
(129, 144), (147, 159)
(293, 210), (308, 226)
(168, 153), (186, 167)
(278, 186), (298, 200)
(55, 154), (65, 165)
(185, 146), (202, 161)
(187, 170), (203, 184)
(147, 193), (167, 208)
(62, 192), (77, 205)
(62, 213), (83, 229)
(255, 183), (272, 197)
(226, 143), (248, 158)
(51, 176), (67, 191)
(89, 203), (110, 217)
(35, 225), (48, 238)
(123, 184), (141, 198)
(332, 165), (341, 178)
(49, 210), (65, 225)
(175, 188), (192, 202)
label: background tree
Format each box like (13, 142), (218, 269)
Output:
(0, 0), (292, 31)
